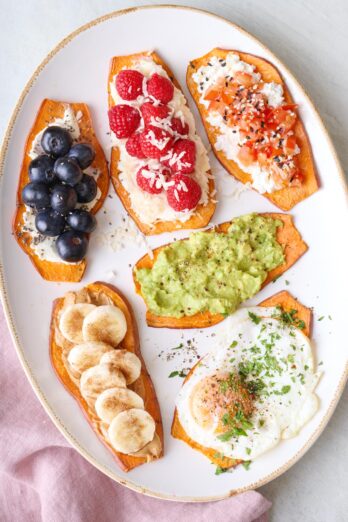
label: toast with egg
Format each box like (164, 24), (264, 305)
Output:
(13, 99), (109, 282)
(50, 281), (163, 471)
(187, 48), (318, 210)
(133, 213), (307, 328)
(171, 291), (312, 470)
(108, 51), (216, 235)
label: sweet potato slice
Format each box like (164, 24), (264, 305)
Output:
(13, 99), (109, 282)
(171, 291), (312, 470)
(133, 213), (307, 328)
(50, 281), (163, 472)
(187, 48), (318, 211)
(108, 51), (216, 235)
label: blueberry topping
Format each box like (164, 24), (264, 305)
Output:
(29, 154), (56, 184)
(67, 209), (97, 233)
(35, 209), (66, 237)
(74, 174), (97, 203)
(41, 126), (72, 157)
(22, 182), (50, 209)
(50, 184), (77, 214)
(67, 143), (95, 169)
(56, 230), (88, 262)
(54, 157), (83, 186)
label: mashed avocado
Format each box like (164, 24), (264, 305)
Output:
(135, 214), (285, 318)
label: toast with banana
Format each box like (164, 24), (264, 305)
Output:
(50, 281), (163, 471)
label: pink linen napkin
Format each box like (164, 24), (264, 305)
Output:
(0, 305), (271, 522)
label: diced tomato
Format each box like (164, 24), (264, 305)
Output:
(235, 72), (254, 87)
(204, 86), (221, 101)
(283, 135), (297, 155)
(238, 144), (257, 166)
(281, 104), (298, 111)
(272, 108), (297, 133)
(208, 100), (225, 115)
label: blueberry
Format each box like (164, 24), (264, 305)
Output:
(22, 182), (50, 209)
(35, 209), (66, 237)
(75, 174), (97, 203)
(67, 143), (95, 169)
(41, 126), (72, 157)
(51, 184), (77, 214)
(67, 209), (97, 233)
(56, 230), (88, 262)
(54, 157), (83, 186)
(29, 154), (56, 184)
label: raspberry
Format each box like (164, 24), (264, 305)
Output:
(125, 133), (146, 159)
(162, 139), (196, 173)
(147, 73), (174, 104)
(166, 174), (202, 211)
(108, 105), (141, 139)
(136, 166), (169, 194)
(140, 102), (170, 126)
(116, 69), (144, 100)
(140, 125), (174, 159)
(171, 117), (189, 136)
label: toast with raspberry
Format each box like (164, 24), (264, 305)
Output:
(107, 51), (216, 235)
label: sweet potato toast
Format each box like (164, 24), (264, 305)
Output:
(133, 213), (307, 328)
(187, 48), (318, 211)
(108, 51), (216, 235)
(171, 290), (312, 470)
(50, 281), (163, 472)
(13, 99), (109, 282)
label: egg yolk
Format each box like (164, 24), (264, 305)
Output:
(189, 372), (254, 433)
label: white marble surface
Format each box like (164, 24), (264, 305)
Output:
(0, 1), (347, 520)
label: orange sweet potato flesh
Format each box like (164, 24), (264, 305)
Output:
(50, 281), (163, 472)
(13, 99), (109, 282)
(187, 48), (318, 211)
(133, 213), (307, 328)
(171, 290), (312, 470)
(108, 51), (216, 235)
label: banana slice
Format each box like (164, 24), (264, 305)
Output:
(99, 350), (141, 385)
(95, 387), (144, 424)
(108, 408), (156, 454)
(67, 342), (112, 376)
(82, 305), (127, 346)
(59, 303), (96, 344)
(80, 363), (127, 404)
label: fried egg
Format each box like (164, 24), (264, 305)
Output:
(176, 307), (321, 461)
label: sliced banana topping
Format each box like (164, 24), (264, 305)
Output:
(99, 350), (141, 385)
(67, 341), (113, 376)
(82, 305), (127, 346)
(95, 387), (144, 424)
(80, 363), (127, 404)
(59, 303), (96, 344)
(108, 408), (156, 454)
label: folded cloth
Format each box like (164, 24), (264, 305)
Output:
(0, 306), (271, 522)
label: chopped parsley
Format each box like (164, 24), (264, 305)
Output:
(242, 460), (251, 470)
(272, 306), (306, 330)
(246, 448), (252, 455)
(318, 316), (325, 321)
(230, 340), (238, 348)
(215, 465), (228, 475)
(273, 385), (291, 395)
(248, 311), (261, 324)
(171, 343), (184, 350)
(168, 369), (188, 378)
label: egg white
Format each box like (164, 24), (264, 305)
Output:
(176, 307), (321, 461)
